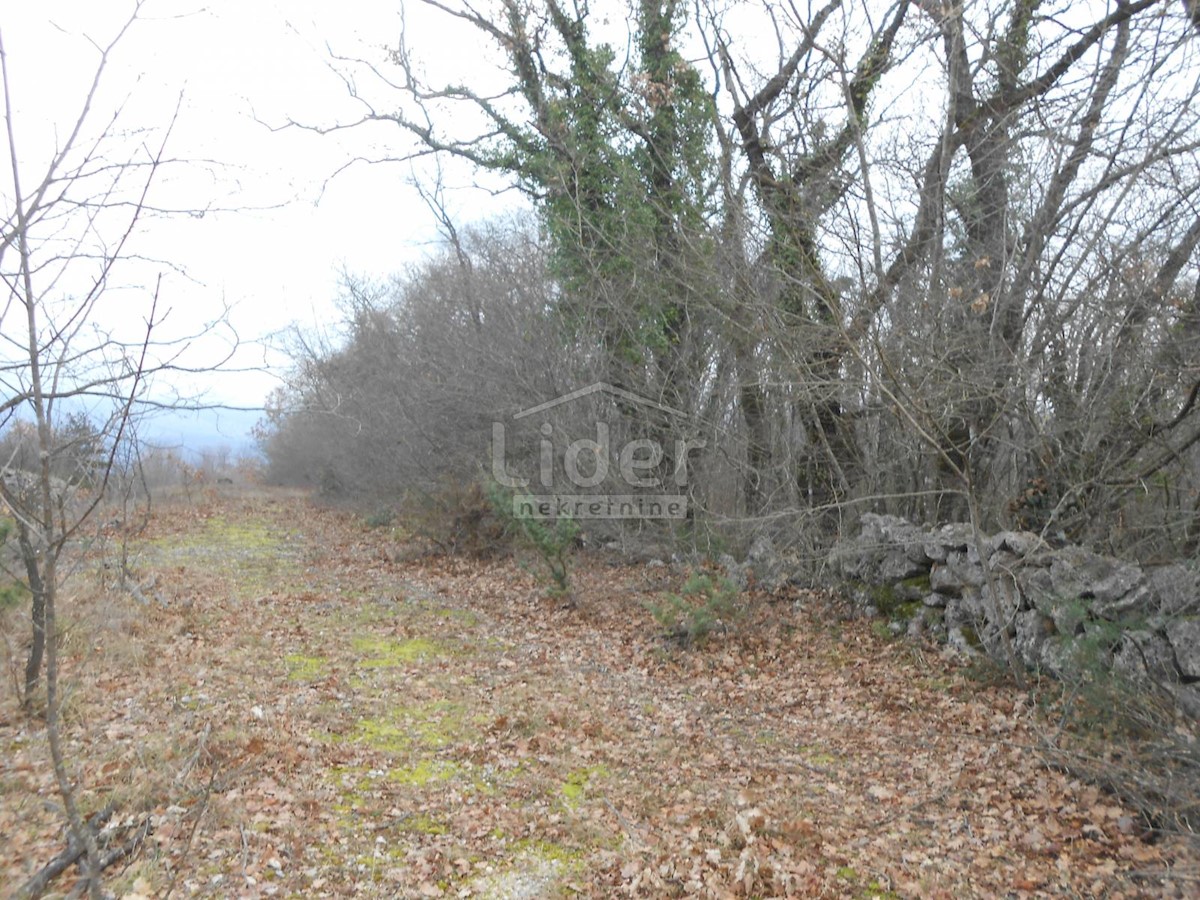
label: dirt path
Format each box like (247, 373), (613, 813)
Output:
(1, 490), (1195, 897)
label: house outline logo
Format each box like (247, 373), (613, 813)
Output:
(512, 382), (687, 421)
(491, 382), (704, 519)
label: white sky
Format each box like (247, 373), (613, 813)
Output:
(2, 0), (521, 449)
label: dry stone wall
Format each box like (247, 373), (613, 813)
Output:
(829, 514), (1200, 718)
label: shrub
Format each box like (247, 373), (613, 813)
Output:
(0, 517), (26, 612)
(648, 570), (742, 647)
(0, 580), (26, 612)
(1022, 623), (1200, 837)
(363, 509), (395, 529)
(486, 481), (578, 602)
(397, 479), (510, 557)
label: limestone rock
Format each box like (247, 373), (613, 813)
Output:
(1113, 631), (1177, 684)
(1166, 618), (1200, 680)
(930, 563), (962, 597)
(718, 554), (747, 591)
(1050, 548), (1143, 606)
(1013, 610), (1070, 675)
(1146, 564), (1200, 617)
(945, 588), (985, 634)
(946, 550), (984, 590)
(1169, 685), (1200, 721)
(1093, 583), (1153, 621)
(923, 592), (947, 608)
(992, 530), (1047, 557)
(828, 511), (1199, 719)
(830, 514), (928, 583)
(930, 522), (974, 553)
(743, 534), (788, 593)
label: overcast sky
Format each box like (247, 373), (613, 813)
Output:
(2, 0), (521, 452)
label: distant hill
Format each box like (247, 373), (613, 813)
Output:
(140, 407), (262, 460)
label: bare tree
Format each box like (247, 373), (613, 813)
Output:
(1, 6), (237, 894)
(270, 0), (1200, 571)
(259, 217), (568, 510)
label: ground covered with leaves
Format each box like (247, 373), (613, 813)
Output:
(2, 489), (1198, 897)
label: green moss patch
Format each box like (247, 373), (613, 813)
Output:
(352, 636), (444, 667)
(284, 653), (328, 681)
(388, 758), (462, 786)
(399, 813), (449, 835)
(348, 717), (411, 753)
(560, 766), (610, 808)
(348, 701), (470, 753)
(510, 838), (585, 865)
(202, 515), (281, 548)
(797, 745), (839, 766)
(434, 607), (481, 627)
(324, 765), (379, 818)
(140, 514), (299, 595)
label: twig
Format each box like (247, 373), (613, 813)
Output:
(371, 812), (416, 831)
(873, 785), (955, 828)
(65, 817), (154, 899)
(0, 626), (21, 700)
(173, 722), (211, 786)
(123, 565), (166, 608)
(16, 805), (117, 899)
(604, 798), (648, 847)
(161, 766), (218, 900)
(774, 755), (836, 778)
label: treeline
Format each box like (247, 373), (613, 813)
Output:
(1, 415), (252, 500)
(261, 0), (1200, 565)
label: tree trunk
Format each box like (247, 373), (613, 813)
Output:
(16, 521), (45, 707)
